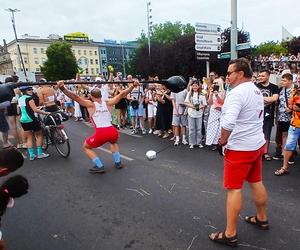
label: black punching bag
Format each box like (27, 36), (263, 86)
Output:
(162, 76), (187, 93)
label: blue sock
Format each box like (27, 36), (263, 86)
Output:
(92, 157), (104, 168)
(112, 152), (121, 164)
(37, 146), (43, 156)
(28, 148), (35, 157)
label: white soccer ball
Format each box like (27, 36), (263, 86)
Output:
(146, 150), (157, 160)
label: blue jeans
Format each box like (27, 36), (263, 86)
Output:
(285, 125), (300, 151)
(188, 116), (202, 145)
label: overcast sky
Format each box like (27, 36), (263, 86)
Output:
(1, 0), (299, 46)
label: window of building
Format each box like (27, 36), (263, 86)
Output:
(34, 58), (39, 64)
(84, 58), (88, 64)
(83, 50), (86, 55)
(95, 59), (98, 64)
(91, 68), (94, 75)
(90, 59), (93, 64)
(41, 48), (45, 54)
(42, 58), (46, 64)
(89, 50), (92, 56)
(24, 58), (28, 64)
(72, 50), (75, 54)
(33, 48), (38, 54)
(94, 51), (97, 55)
(25, 68), (28, 71)
(85, 68), (89, 74)
(78, 50), (81, 55)
(36, 68), (40, 72)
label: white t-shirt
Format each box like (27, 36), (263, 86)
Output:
(171, 89), (187, 115)
(100, 84), (109, 101)
(145, 90), (157, 106)
(184, 91), (207, 118)
(221, 81), (265, 151)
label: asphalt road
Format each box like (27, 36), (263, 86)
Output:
(1, 120), (300, 250)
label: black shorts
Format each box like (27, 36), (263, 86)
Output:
(21, 120), (41, 132)
(7, 103), (19, 116)
(263, 118), (274, 140)
(0, 110), (9, 133)
(278, 121), (290, 132)
(45, 105), (59, 112)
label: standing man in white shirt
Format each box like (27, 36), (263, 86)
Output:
(209, 58), (269, 247)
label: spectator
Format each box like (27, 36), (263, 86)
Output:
(171, 88), (188, 146)
(145, 85), (157, 134)
(256, 69), (279, 161)
(184, 81), (207, 148)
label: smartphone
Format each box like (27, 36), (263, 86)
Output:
(213, 85), (219, 92)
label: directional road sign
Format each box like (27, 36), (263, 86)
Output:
(195, 23), (221, 34)
(195, 33), (221, 45)
(195, 44), (221, 52)
(236, 42), (251, 51)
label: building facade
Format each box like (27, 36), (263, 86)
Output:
(0, 40), (14, 75)
(5, 33), (137, 80)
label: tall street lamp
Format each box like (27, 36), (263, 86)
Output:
(5, 8), (28, 81)
(146, 2), (152, 58)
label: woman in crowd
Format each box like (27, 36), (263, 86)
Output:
(113, 84), (128, 129)
(184, 80), (207, 148)
(18, 86), (50, 160)
(155, 84), (173, 138)
(205, 78), (225, 150)
(145, 84), (157, 134)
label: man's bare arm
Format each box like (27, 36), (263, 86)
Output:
(107, 84), (135, 106)
(57, 81), (93, 108)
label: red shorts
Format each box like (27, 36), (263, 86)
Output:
(86, 126), (119, 148)
(223, 145), (265, 189)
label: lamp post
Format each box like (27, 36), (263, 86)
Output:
(230, 0), (238, 59)
(121, 43), (126, 78)
(146, 2), (152, 58)
(5, 8), (28, 81)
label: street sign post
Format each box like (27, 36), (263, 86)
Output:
(218, 52), (231, 60)
(236, 42), (251, 51)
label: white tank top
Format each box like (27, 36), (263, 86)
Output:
(91, 101), (112, 128)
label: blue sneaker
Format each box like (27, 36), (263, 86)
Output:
(29, 154), (36, 161)
(37, 153), (50, 159)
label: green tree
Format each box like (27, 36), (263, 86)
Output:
(253, 41), (287, 56)
(41, 41), (78, 81)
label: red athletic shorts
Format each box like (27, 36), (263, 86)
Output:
(86, 126), (119, 148)
(223, 145), (265, 189)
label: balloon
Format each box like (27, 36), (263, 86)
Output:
(146, 150), (157, 161)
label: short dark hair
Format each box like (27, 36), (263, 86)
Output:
(0, 148), (24, 173)
(4, 77), (13, 83)
(91, 88), (102, 98)
(282, 73), (293, 81)
(229, 58), (253, 78)
(260, 69), (270, 75)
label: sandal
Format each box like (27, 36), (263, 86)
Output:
(244, 216), (269, 230)
(274, 167), (289, 176)
(263, 154), (272, 161)
(209, 231), (238, 247)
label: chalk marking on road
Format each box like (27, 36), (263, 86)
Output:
(193, 216), (201, 220)
(205, 225), (217, 230)
(139, 188), (151, 196)
(126, 188), (145, 197)
(169, 183), (176, 192)
(157, 181), (172, 193)
(292, 227), (300, 232)
(98, 147), (134, 161)
(238, 243), (267, 250)
(201, 190), (218, 195)
(279, 239), (286, 244)
(187, 235), (198, 250)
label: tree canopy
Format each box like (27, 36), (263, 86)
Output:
(252, 41), (287, 56)
(41, 41), (78, 81)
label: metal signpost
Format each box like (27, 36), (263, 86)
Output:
(195, 22), (221, 77)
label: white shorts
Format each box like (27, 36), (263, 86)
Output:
(147, 104), (157, 118)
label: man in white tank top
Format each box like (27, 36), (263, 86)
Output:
(57, 80), (136, 173)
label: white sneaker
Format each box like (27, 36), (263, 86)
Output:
(142, 129), (147, 135)
(37, 153), (50, 159)
(131, 129), (137, 134)
(174, 140), (180, 146)
(148, 129), (153, 134)
(182, 139), (188, 145)
(189, 145), (194, 149)
(153, 130), (160, 135)
(198, 144), (204, 148)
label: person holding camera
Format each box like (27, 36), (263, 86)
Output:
(275, 86), (300, 176)
(205, 78), (225, 150)
(184, 81), (207, 148)
(127, 80), (146, 135)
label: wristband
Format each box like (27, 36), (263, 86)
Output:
(59, 86), (66, 91)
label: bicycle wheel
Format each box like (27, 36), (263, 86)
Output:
(53, 127), (70, 158)
(42, 127), (49, 150)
